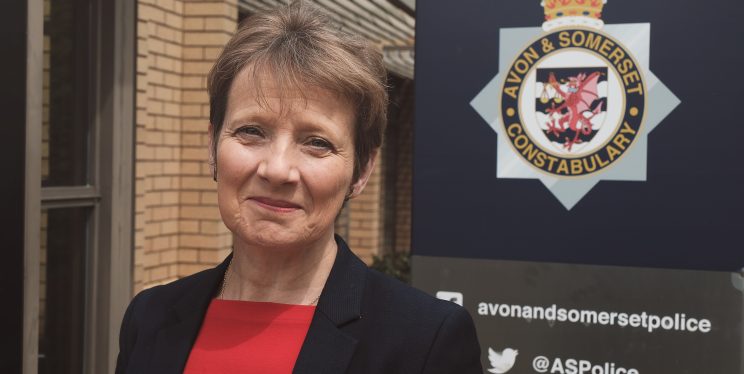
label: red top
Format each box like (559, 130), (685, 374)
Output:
(183, 299), (316, 374)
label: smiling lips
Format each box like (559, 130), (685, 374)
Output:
(249, 197), (302, 213)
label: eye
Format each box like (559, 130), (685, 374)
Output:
(233, 125), (264, 138)
(306, 137), (335, 152)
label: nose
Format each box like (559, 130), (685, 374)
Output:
(256, 141), (300, 186)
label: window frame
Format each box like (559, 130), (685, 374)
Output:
(23, 0), (135, 373)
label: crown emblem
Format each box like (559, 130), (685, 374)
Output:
(541, 0), (607, 31)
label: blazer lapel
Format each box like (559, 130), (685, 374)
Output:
(148, 255), (231, 374)
(293, 236), (367, 374)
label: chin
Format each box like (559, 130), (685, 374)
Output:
(235, 224), (320, 251)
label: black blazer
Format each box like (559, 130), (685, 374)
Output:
(116, 236), (483, 373)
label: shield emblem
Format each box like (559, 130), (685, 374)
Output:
(535, 67), (608, 152)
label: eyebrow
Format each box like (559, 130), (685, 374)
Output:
(226, 109), (346, 139)
(224, 109), (275, 128)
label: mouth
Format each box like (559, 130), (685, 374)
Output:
(248, 196), (302, 213)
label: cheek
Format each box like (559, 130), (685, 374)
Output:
(215, 143), (256, 216)
(217, 142), (256, 183)
(302, 159), (353, 209)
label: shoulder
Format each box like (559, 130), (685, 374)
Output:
(333, 236), (462, 324)
(126, 264), (222, 319)
(361, 267), (478, 341)
(116, 262), (225, 373)
(363, 267), (463, 321)
(349, 267), (483, 373)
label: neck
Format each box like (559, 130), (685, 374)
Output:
(222, 232), (338, 305)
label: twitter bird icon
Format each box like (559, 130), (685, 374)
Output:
(487, 347), (518, 373)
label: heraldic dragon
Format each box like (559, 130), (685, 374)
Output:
(545, 71), (604, 151)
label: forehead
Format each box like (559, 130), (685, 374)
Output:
(225, 65), (353, 119)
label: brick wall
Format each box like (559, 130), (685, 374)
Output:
(346, 157), (385, 264)
(392, 78), (414, 252)
(135, 0), (237, 292)
(178, 0), (237, 275)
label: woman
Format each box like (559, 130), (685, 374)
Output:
(116, 2), (482, 373)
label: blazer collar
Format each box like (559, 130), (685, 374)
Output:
(293, 235), (367, 373)
(150, 235), (367, 374)
(314, 235), (367, 325)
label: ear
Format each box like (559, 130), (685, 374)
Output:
(208, 123), (217, 180)
(348, 149), (378, 199)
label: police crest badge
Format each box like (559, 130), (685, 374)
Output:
(471, 0), (680, 209)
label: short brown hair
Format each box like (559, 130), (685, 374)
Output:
(207, 1), (388, 182)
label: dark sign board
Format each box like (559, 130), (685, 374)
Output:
(413, 257), (743, 373)
(412, 1), (744, 373)
(412, 0), (744, 271)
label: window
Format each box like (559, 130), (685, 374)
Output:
(23, 0), (135, 373)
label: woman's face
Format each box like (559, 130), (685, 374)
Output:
(215, 69), (371, 250)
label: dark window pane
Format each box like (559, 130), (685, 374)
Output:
(42, 0), (89, 187)
(38, 207), (88, 374)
